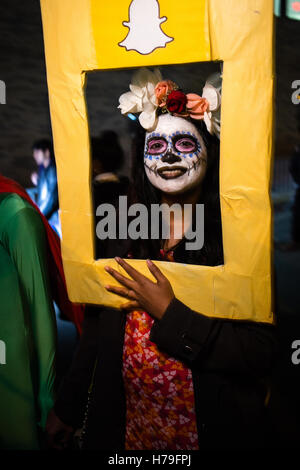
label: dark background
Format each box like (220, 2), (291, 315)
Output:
(0, 0), (300, 448)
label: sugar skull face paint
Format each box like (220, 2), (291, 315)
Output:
(144, 114), (207, 194)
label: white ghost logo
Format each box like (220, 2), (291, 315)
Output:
(119, 0), (174, 55)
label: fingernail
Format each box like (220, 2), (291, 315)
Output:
(104, 266), (111, 272)
(104, 285), (110, 290)
(115, 257), (121, 263)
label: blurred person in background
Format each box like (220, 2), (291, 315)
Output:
(280, 109), (300, 251)
(288, 143), (300, 250)
(91, 131), (129, 259)
(27, 139), (61, 237)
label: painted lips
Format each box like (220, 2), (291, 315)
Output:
(157, 166), (187, 179)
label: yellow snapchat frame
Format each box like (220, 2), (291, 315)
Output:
(40, 0), (274, 324)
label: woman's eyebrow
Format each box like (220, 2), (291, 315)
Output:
(173, 132), (196, 137)
(147, 135), (167, 141)
(172, 133), (198, 142)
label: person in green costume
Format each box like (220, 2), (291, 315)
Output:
(0, 191), (57, 450)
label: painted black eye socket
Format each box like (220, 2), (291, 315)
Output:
(173, 134), (199, 153)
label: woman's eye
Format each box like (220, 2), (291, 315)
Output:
(175, 137), (197, 153)
(147, 139), (167, 155)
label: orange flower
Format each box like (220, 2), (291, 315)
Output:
(186, 93), (209, 119)
(292, 2), (300, 12)
(155, 80), (177, 107)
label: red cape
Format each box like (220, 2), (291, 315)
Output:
(0, 175), (84, 334)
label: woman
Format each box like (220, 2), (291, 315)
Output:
(47, 69), (277, 450)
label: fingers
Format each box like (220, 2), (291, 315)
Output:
(105, 258), (166, 288)
(105, 284), (137, 300)
(114, 257), (146, 283)
(110, 257), (165, 285)
(105, 257), (153, 290)
(104, 265), (135, 289)
(146, 259), (165, 283)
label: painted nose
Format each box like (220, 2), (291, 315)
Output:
(161, 152), (181, 164)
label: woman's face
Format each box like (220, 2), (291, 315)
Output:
(144, 114), (207, 195)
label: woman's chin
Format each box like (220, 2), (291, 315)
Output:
(155, 179), (203, 196)
(159, 185), (197, 197)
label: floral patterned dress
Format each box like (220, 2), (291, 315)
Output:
(122, 249), (199, 450)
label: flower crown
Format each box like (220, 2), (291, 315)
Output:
(118, 68), (222, 138)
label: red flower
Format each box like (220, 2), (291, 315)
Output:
(166, 90), (187, 114)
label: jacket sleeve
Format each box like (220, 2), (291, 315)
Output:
(4, 203), (57, 429)
(38, 166), (58, 218)
(149, 298), (277, 378)
(54, 306), (100, 428)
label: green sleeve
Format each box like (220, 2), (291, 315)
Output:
(2, 196), (57, 428)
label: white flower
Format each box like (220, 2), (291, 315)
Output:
(118, 91), (143, 114)
(202, 83), (221, 112)
(139, 99), (157, 130)
(202, 82), (221, 139)
(118, 68), (162, 130)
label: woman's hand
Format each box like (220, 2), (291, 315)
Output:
(104, 257), (175, 320)
(31, 171), (38, 186)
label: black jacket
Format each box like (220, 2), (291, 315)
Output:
(54, 297), (277, 450)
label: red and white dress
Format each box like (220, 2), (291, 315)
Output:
(122, 250), (199, 450)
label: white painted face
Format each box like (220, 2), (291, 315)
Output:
(144, 114), (207, 194)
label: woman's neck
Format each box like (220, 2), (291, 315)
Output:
(160, 185), (202, 251)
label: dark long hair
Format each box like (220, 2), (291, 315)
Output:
(127, 119), (224, 266)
